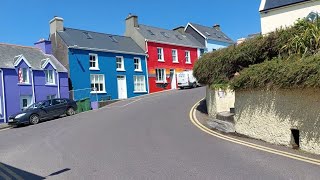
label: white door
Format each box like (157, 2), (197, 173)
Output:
(117, 76), (127, 99)
(170, 69), (177, 89)
(20, 95), (33, 111)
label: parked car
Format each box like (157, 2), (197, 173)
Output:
(8, 98), (77, 126)
(177, 70), (199, 89)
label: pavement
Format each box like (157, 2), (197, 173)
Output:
(0, 87), (319, 179)
(0, 123), (11, 130)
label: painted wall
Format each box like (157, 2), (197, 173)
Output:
(235, 89), (320, 155)
(68, 49), (148, 101)
(206, 40), (232, 52)
(260, 1), (320, 34)
(206, 86), (235, 118)
(147, 42), (198, 93)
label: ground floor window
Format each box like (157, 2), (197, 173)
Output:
(20, 95), (32, 110)
(90, 74), (105, 93)
(134, 76), (146, 92)
(156, 69), (166, 83)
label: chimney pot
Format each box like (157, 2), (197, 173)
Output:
(213, 24), (221, 31)
(49, 16), (64, 35)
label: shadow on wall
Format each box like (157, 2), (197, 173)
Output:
(197, 99), (208, 114)
(236, 88), (320, 144)
(0, 162), (71, 179)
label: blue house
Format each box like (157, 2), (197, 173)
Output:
(185, 23), (234, 53)
(49, 17), (148, 108)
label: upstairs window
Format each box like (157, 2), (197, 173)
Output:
(172, 49), (178, 63)
(45, 69), (55, 85)
(18, 68), (29, 84)
(116, 56), (125, 71)
(134, 58), (142, 71)
(89, 53), (99, 70)
(185, 51), (191, 64)
(156, 68), (166, 83)
(157, 48), (164, 61)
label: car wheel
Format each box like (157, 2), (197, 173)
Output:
(66, 107), (75, 116)
(180, 87), (184, 90)
(192, 82), (197, 88)
(29, 114), (40, 125)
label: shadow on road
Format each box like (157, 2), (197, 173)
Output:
(196, 99), (208, 114)
(0, 162), (70, 179)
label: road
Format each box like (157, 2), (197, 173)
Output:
(0, 87), (319, 179)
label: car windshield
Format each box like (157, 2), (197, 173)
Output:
(26, 101), (45, 110)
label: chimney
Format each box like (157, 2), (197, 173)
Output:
(50, 16), (64, 35)
(34, 38), (52, 54)
(125, 14), (138, 36)
(213, 24), (221, 31)
(173, 26), (185, 34)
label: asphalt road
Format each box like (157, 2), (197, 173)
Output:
(0, 87), (319, 179)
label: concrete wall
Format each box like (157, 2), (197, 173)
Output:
(206, 86), (235, 117)
(234, 89), (320, 154)
(260, 1), (320, 34)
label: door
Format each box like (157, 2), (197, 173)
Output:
(117, 75), (127, 99)
(20, 95), (33, 111)
(170, 69), (177, 89)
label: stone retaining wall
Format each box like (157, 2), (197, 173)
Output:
(234, 89), (320, 154)
(206, 86), (235, 118)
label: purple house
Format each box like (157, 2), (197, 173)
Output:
(0, 42), (69, 123)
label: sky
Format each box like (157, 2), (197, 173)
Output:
(0, 0), (262, 46)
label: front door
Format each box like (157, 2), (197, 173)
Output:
(170, 69), (177, 90)
(117, 75), (127, 99)
(20, 95), (33, 111)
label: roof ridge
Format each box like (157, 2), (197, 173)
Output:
(0, 43), (41, 50)
(64, 27), (132, 39)
(139, 24), (177, 32)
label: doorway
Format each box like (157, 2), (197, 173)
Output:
(117, 75), (127, 99)
(170, 69), (177, 90)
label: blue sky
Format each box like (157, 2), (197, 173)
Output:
(0, 0), (261, 46)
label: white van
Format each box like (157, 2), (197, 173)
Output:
(177, 70), (198, 89)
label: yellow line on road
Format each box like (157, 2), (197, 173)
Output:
(189, 98), (320, 166)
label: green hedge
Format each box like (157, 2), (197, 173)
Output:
(193, 19), (320, 90)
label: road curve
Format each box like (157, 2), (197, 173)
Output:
(0, 87), (319, 179)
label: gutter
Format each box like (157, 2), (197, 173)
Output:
(68, 46), (146, 56)
(146, 39), (204, 49)
(0, 69), (6, 123)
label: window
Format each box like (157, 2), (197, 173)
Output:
(90, 74), (105, 93)
(172, 49), (178, 63)
(160, 32), (169, 38)
(134, 76), (146, 92)
(108, 35), (118, 43)
(156, 69), (166, 83)
(52, 99), (67, 105)
(20, 95), (32, 110)
(45, 70), (55, 85)
(83, 32), (93, 39)
(89, 53), (99, 70)
(134, 58), (142, 71)
(157, 48), (164, 61)
(18, 68), (29, 84)
(47, 95), (56, 100)
(147, 30), (155, 35)
(185, 51), (191, 64)
(116, 56), (125, 71)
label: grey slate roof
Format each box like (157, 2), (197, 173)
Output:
(58, 28), (145, 55)
(136, 24), (205, 48)
(0, 43), (67, 72)
(188, 23), (234, 44)
(260, 0), (312, 12)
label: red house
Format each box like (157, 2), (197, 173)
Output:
(125, 15), (205, 93)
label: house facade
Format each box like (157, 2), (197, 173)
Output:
(260, 0), (320, 34)
(49, 17), (148, 105)
(0, 43), (69, 123)
(184, 23), (234, 52)
(125, 15), (205, 93)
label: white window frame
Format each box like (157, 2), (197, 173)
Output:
(133, 75), (146, 93)
(45, 69), (56, 85)
(172, 49), (178, 63)
(89, 53), (99, 70)
(90, 74), (106, 93)
(156, 68), (166, 83)
(185, 51), (191, 64)
(157, 48), (164, 62)
(134, 57), (142, 72)
(116, 56), (125, 71)
(18, 68), (30, 84)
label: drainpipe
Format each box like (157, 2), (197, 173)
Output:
(145, 40), (150, 94)
(57, 71), (61, 98)
(0, 69), (6, 123)
(31, 69), (35, 103)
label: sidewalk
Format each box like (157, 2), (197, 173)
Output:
(194, 99), (320, 161)
(0, 123), (11, 130)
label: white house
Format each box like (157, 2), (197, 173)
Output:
(260, 0), (320, 34)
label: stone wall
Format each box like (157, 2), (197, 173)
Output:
(234, 89), (320, 154)
(206, 86), (235, 117)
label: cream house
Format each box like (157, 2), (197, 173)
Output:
(260, 0), (320, 34)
